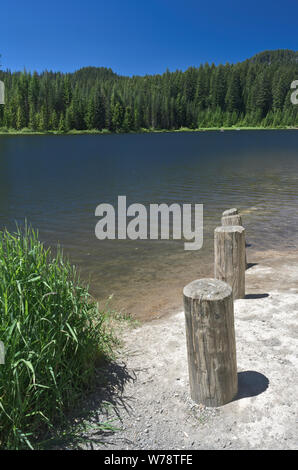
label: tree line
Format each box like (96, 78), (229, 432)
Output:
(0, 49), (297, 132)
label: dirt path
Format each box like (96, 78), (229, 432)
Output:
(84, 250), (298, 450)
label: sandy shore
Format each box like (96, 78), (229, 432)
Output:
(82, 248), (298, 450)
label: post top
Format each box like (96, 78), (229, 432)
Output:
(215, 225), (245, 233)
(222, 208), (238, 217)
(183, 278), (232, 301)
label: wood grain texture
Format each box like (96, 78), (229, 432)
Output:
(214, 225), (246, 299)
(221, 214), (243, 226)
(183, 278), (238, 407)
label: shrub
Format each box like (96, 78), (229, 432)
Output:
(0, 226), (114, 449)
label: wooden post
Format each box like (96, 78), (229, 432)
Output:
(221, 209), (247, 268)
(221, 213), (243, 226)
(222, 208), (238, 217)
(183, 278), (238, 407)
(214, 225), (246, 299)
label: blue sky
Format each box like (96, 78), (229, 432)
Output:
(0, 0), (297, 75)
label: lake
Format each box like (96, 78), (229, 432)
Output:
(0, 130), (298, 319)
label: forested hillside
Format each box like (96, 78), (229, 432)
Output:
(0, 49), (297, 132)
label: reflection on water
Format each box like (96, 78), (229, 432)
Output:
(0, 130), (297, 319)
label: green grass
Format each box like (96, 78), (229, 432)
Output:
(0, 225), (116, 449)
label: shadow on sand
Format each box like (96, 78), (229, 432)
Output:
(245, 293), (269, 299)
(234, 371), (269, 401)
(45, 360), (137, 449)
(246, 262), (258, 270)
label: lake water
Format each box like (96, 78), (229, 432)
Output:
(0, 130), (298, 319)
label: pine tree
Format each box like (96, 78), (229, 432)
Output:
(29, 105), (38, 130)
(122, 106), (133, 132)
(111, 102), (124, 131)
(63, 76), (72, 109)
(50, 110), (59, 130)
(58, 114), (66, 133)
(225, 69), (242, 114)
(255, 72), (272, 117)
(16, 105), (26, 130)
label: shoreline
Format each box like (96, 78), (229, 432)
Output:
(0, 126), (297, 136)
(94, 245), (298, 324)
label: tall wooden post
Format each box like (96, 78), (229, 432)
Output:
(214, 225), (246, 299)
(183, 278), (238, 407)
(221, 209), (247, 268)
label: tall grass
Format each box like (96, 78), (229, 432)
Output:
(0, 226), (114, 449)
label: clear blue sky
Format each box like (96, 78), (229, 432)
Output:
(0, 0), (297, 76)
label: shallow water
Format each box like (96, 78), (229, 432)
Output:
(0, 130), (297, 319)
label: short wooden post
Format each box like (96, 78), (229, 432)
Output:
(214, 225), (246, 299)
(183, 278), (238, 407)
(221, 214), (243, 226)
(222, 208), (238, 217)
